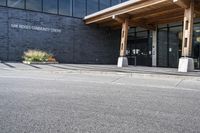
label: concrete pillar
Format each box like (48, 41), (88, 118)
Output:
(117, 18), (129, 67)
(178, 0), (194, 72)
(152, 29), (157, 67)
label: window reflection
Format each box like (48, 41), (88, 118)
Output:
(43, 0), (58, 14)
(73, 0), (86, 18)
(8, 0), (25, 9)
(111, 0), (121, 6)
(87, 0), (99, 15)
(100, 0), (110, 10)
(0, 0), (6, 6)
(26, 0), (42, 11)
(59, 0), (72, 16)
(5, 0), (128, 18)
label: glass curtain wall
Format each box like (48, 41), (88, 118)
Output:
(0, 0), (6, 6)
(2, 0), (129, 18)
(158, 23), (182, 68)
(87, 0), (99, 15)
(99, 0), (110, 10)
(8, 0), (25, 9)
(43, 0), (58, 14)
(193, 23), (200, 69)
(73, 0), (86, 18)
(168, 26), (182, 68)
(157, 21), (200, 69)
(59, 0), (72, 16)
(157, 26), (168, 67)
(26, 0), (42, 11)
(111, 0), (121, 6)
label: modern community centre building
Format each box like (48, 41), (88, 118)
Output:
(0, 0), (200, 72)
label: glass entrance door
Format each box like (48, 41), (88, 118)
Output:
(127, 37), (152, 66)
(168, 26), (182, 68)
(158, 24), (183, 68)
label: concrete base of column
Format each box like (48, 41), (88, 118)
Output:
(178, 57), (194, 72)
(117, 57), (128, 67)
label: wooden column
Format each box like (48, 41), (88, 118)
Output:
(120, 18), (129, 57)
(182, 0), (194, 57)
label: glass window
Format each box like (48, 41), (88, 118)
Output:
(121, 0), (128, 2)
(158, 28), (168, 67)
(73, 0), (86, 18)
(100, 0), (110, 10)
(8, 0), (25, 9)
(194, 18), (200, 23)
(158, 24), (167, 29)
(43, 0), (58, 14)
(136, 31), (148, 39)
(0, 0), (6, 6)
(87, 0), (98, 15)
(168, 26), (182, 68)
(136, 27), (146, 32)
(111, 0), (121, 6)
(168, 22), (182, 27)
(26, 0), (42, 11)
(59, 0), (72, 16)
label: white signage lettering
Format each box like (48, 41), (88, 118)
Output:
(11, 24), (62, 33)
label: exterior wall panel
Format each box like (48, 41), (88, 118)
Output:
(0, 6), (120, 64)
(0, 8), (8, 61)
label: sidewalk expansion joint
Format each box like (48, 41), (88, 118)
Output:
(175, 79), (185, 87)
(111, 77), (123, 83)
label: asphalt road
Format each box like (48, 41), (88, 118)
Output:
(0, 64), (200, 133)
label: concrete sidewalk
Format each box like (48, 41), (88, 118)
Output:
(0, 62), (200, 77)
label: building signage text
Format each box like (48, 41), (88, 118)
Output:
(11, 24), (62, 33)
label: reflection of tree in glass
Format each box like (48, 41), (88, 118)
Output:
(59, 0), (72, 16)
(8, 0), (24, 8)
(0, 0), (6, 6)
(43, 0), (57, 14)
(26, 0), (42, 11)
(73, 0), (86, 17)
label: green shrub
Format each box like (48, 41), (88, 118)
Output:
(23, 50), (53, 62)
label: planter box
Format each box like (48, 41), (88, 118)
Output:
(23, 61), (58, 65)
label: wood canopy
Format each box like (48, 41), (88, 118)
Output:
(84, 0), (200, 30)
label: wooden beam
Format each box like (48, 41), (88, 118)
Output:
(130, 5), (182, 21)
(146, 11), (184, 24)
(85, 0), (171, 24)
(129, 19), (156, 30)
(139, 24), (156, 31)
(173, 0), (190, 9)
(156, 15), (183, 25)
(182, 0), (194, 57)
(120, 19), (129, 57)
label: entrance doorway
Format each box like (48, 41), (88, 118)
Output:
(157, 24), (182, 68)
(127, 34), (152, 66)
(157, 22), (200, 69)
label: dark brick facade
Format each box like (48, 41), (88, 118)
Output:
(0, 6), (120, 64)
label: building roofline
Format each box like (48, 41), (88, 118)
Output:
(84, 0), (144, 20)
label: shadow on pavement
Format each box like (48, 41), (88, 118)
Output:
(2, 62), (15, 68)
